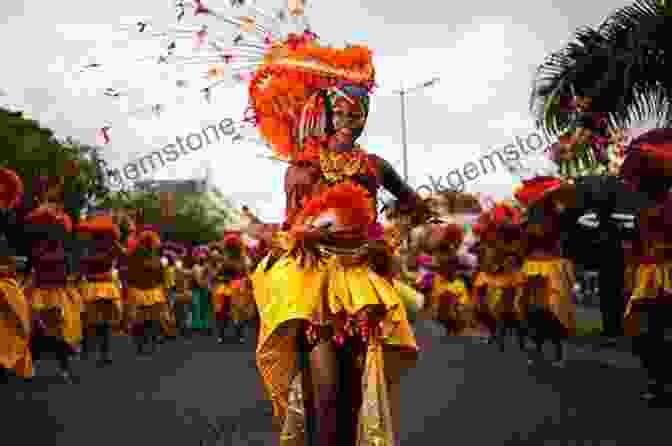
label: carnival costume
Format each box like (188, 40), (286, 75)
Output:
(623, 197), (672, 399)
(190, 246), (212, 332)
(211, 233), (254, 343)
(0, 168), (33, 380)
(415, 224), (477, 337)
(166, 6), (428, 444)
(124, 229), (167, 354)
(471, 203), (528, 351)
(25, 192), (82, 380)
(75, 215), (123, 363)
(164, 242), (190, 337)
(515, 177), (577, 365)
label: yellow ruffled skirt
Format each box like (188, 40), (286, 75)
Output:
(29, 286), (83, 346)
(430, 276), (479, 335)
(624, 263), (672, 336)
(125, 287), (167, 323)
(473, 271), (527, 322)
(0, 278), (33, 378)
(79, 281), (123, 327)
(521, 257), (577, 336)
(252, 253), (417, 443)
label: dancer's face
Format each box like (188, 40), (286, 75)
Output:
(328, 96), (366, 151)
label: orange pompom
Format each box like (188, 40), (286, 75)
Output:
(298, 182), (375, 228)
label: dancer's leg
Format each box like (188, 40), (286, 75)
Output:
(308, 340), (340, 446)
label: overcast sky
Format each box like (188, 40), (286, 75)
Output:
(1, 0), (628, 221)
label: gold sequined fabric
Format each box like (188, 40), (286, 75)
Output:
(320, 149), (370, 184)
(356, 339), (395, 446)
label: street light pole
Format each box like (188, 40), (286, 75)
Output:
(399, 88), (409, 182)
(393, 77), (440, 182)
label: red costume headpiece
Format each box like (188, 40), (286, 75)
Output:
(0, 168), (23, 209)
(75, 215), (121, 240)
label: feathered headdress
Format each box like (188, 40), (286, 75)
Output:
(473, 202), (523, 243)
(25, 205), (73, 233)
(220, 232), (246, 257)
(513, 177), (563, 208)
(128, 230), (161, 256)
(75, 215), (121, 240)
(149, 1), (375, 161)
(0, 168), (23, 209)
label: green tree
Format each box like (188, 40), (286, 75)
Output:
(100, 187), (237, 245)
(0, 107), (110, 220)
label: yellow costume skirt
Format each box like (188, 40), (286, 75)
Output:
(473, 271), (527, 321)
(125, 287), (168, 324)
(0, 278), (33, 378)
(251, 253), (418, 441)
(213, 283), (232, 316)
(29, 286), (83, 346)
(624, 263), (672, 336)
(79, 281), (123, 327)
(430, 276), (479, 335)
(521, 256), (577, 335)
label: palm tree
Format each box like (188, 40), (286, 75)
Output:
(527, 0), (672, 338)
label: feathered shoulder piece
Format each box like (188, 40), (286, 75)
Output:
(75, 215), (121, 240)
(0, 168), (23, 209)
(26, 205), (73, 233)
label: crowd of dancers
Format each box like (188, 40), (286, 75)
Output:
(0, 169), (259, 383)
(4, 1), (672, 444)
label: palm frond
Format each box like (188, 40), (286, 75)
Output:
(530, 0), (672, 135)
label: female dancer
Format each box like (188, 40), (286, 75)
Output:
(120, 229), (166, 355)
(0, 168), (33, 382)
(212, 233), (252, 344)
(515, 178), (577, 367)
(240, 34), (429, 446)
(472, 202), (528, 352)
(76, 215), (123, 365)
(25, 176), (82, 382)
(624, 198), (672, 401)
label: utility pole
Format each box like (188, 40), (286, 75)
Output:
(392, 77), (440, 182)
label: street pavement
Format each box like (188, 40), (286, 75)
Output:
(3, 320), (670, 446)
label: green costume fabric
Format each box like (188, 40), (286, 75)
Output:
(191, 287), (212, 329)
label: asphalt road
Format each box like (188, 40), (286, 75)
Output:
(3, 321), (669, 446)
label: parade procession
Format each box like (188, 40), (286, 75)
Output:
(3, 0), (672, 444)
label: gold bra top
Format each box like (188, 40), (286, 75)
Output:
(319, 147), (373, 185)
